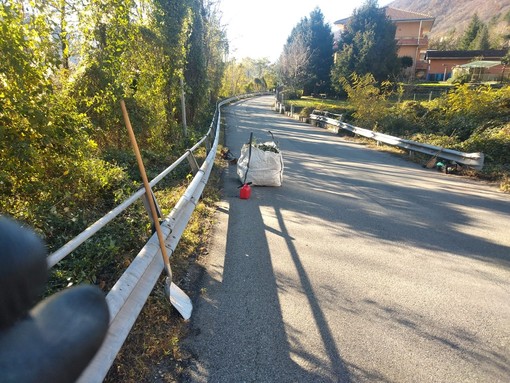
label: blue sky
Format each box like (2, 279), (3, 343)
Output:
(219, 0), (394, 62)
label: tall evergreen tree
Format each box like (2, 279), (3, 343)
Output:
(303, 8), (334, 95)
(277, 7), (333, 96)
(331, 0), (399, 90)
(459, 13), (484, 50)
(473, 25), (491, 50)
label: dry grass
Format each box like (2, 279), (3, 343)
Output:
(501, 175), (510, 192)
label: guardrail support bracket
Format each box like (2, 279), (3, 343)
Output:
(186, 150), (200, 175)
(141, 189), (162, 230)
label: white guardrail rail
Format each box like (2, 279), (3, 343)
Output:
(309, 110), (485, 170)
(44, 93), (267, 383)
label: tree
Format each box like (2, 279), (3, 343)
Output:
(220, 57), (274, 96)
(277, 33), (311, 94)
(201, 1), (228, 103)
(503, 52), (510, 66)
(0, 1), (122, 228)
(1, 0), (228, 235)
(302, 8), (334, 95)
(220, 59), (248, 96)
(33, 0), (82, 70)
(459, 14), (484, 50)
(184, 0), (208, 127)
(277, 7), (333, 96)
(331, 0), (399, 90)
(400, 56), (413, 69)
(152, 0), (193, 144)
(340, 72), (392, 129)
(243, 58), (275, 91)
(473, 25), (491, 50)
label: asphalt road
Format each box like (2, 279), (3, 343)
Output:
(181, 95), (510, 383)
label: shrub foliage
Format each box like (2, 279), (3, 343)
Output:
(0, 0), (229, 290)
(340, 78), (510, 188)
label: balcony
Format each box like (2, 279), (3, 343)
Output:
(396, 36), (429, 47)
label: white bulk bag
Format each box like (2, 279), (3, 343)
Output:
(237, 142), (284, 187)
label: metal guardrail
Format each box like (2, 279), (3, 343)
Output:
(309, 110), (485, 170)
(40, 93), (268, 383)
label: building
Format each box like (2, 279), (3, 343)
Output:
(425, 50), (507, 81)
(334, 7), (435, 78)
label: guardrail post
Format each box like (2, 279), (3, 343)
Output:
(141, 189), (162, 229)
(205, 134), (212, 154)
(186, 150), (200, 175)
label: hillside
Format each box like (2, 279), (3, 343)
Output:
(388, 0), (510, 45)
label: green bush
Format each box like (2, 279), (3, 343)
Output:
(378, 115), (420, 137)
(398, 100), (428, 119)
(461, 125), (510, 165)
(376, 101), (431, 136)
(283, 90), (302, 100)
(336, 77), (510, 191)
(299, 106), (315, 118)
(451, 73), (470, 84)
(410, 133), (461, 149)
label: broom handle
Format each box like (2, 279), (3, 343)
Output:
(120, 100), (172, 276)
(243, 132), (253, 185)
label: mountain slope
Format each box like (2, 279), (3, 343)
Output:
(388, 0), (510, 44)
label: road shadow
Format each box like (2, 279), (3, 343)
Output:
(277, 153), (510, 268)
(182, 99), (351, 382)
(182, 96), (510, 382)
